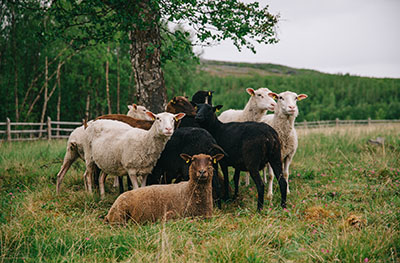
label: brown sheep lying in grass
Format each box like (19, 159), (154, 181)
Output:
(104, 153), (224, 224)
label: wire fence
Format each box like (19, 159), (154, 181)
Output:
(0, 117), (399, 142)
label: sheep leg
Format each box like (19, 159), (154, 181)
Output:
(99, 171), (107, 199)
(266, 164), (274, 201)
(128, 173), (140, 189)
(117, 177), (124, 193)
(248, 169), (264, 211)
(127, 176), (133, 190)
(212, 163), (222, 209)
(83, 162), (95, 194)
(233, 169), (241, 200)
(220, 164), (230, 201)
(244, 172), (250, 186)
(56, 154), (77, 194)
(141, 174), (148, 187)
(93, 165), (101, 189)
(270, 160), (287, 209)
(283, 156), (292, 194)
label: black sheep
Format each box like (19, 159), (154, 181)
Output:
(195, 103), (287, 210)
(147, 127), (227, 207)
(191, 90), (214, 105)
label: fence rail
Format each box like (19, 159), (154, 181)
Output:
(0, 117), (84, 142)
(0, 117), (399, 142)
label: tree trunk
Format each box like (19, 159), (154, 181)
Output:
(85, 76), (92, 122)
(39, 56), (48, 138)
(116, 46), (120, 114)
(129, 3), (167, 113)
(56, 62), (62, 136)
(105, 45), (112, 114)
(11, 5), (19, 122)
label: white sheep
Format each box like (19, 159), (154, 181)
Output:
(84, 112), (185, 198)
(218, 88), (276, 123)
(126, 104), (152, 120)
(55, 104), (152, 194)
(261, 91), (308, 199)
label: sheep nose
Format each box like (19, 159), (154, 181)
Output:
(199, 170), (206, 177)
(166, 127), (173, 132)
(288, 105), (296, 110)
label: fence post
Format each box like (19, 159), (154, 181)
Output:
(368, 117), (371, 126)
(47, 117), (52, 141)
(336, 118), (339, 127)
(6, 118), (11, 141)
(303, 120), (307, 128)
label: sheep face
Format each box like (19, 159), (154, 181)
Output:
(268, 91), (308, 117)
(166, 96), (197, 117)
(146, 112), (185, 137)
(127, 104), (152, 120)
(191, 90), (214, 105)
(247, 88), (276, 111)
(194, 103), (223, 128)
(180, 153), (224, 183)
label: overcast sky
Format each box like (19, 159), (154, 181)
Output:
(196, 0), (400, 78)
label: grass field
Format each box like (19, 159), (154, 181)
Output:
(1, 124), (399, 262)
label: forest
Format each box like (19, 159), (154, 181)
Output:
(1, 1), (399, 123)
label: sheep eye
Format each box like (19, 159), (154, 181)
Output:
(257, 94), (261, 96)
(279, 96), (284, 100)
(156, 117), (160, 121)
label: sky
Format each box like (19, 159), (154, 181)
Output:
(195, 0), (400, 78)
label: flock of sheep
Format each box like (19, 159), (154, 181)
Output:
(56, 88), (308, 224)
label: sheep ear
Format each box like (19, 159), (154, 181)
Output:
(174, 113), (186, 122)
(268, 92), (279, 100)
(213, 105), (223, 113)
(146, 111), (156, 121)
(246, 88), (255, 96)
(297, 94), (308, 101)
(180, 153), (192, 163)
(127, 105), (133, 110)
(212, 154), (224, 163)
(132, 104), (137, 110)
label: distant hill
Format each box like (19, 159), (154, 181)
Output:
(180, 60), (400, 121)
(200, 59), (324, 77)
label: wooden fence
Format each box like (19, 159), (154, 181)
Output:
(0, 117), (83, 142)
(0, 117), (399, 142)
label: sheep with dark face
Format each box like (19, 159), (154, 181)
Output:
(104, 153), (224, 225)
(195, 103), (287, 210)
(147, 127), (227, 207)
(191, 90), (214, 105)
(166, 96), (198, 127)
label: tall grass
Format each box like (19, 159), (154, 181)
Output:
(1, 125), (399, 262)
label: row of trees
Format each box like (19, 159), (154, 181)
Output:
(187, 69), (400, 121)
(1, 0), (279, 121)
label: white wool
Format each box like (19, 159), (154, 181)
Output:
(84, 112), (184, 196)
(261, 91), (307, 199)
(218, 88), (276, 123)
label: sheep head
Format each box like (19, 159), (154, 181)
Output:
(180, 153), (224, 183)
(268, 91), (308, 117)
(247, 88), (277, 112)
(145, 112), (185, 137)
(127, 104), (153, 120)
(191, 90), (214, 105)
(194, 103), (223, 129)
(166, 96), (197, 117)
